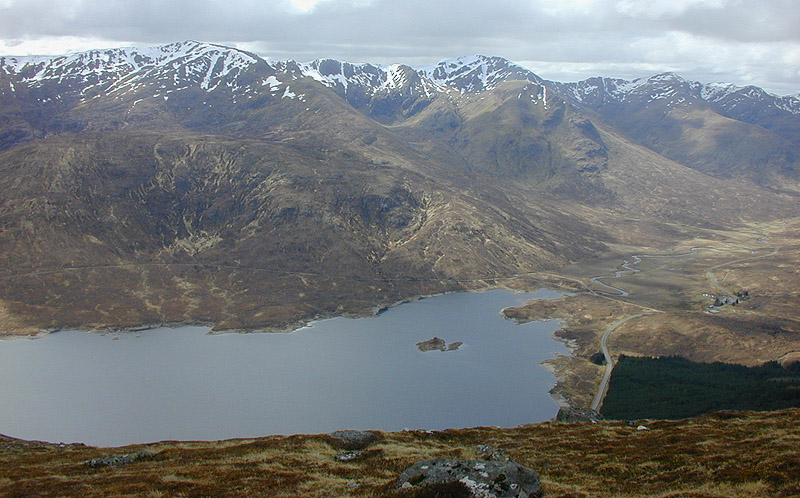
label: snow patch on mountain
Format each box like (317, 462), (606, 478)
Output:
(1, 41), (263, 100)
(776, 96), (800, 114)
(418, 54), (542, 93)
(701, 82), (740, 100)
(293, 54), (543, 97)
(299, 59), (387, 93)
(296, 59), (440, 100)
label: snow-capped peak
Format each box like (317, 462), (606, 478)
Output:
(2, 41), (248, 79)
(418, 54), (542, 93)
(700, 82), (740, 101)
(0, 43), (538, 101)
(293, 55), (540, 98)
(2, 41), (796, 117)
(701, 82), (800, 115)
(551, 71), (800, 116)
(646, 72), (685, 83)
(298, 58), (389, 93)
(0, 40), (283, 109)
(552, 72), (694, 107)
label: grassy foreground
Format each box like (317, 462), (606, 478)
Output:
(2, 409), (799, 498)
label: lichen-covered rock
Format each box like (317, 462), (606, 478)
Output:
(87, 450), (154, 467)
(476, 445), (510, 462)
(555, 407), (604, 423)
(395, 458), (542, 498)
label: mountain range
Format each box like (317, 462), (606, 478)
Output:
(0, 40), (798, 333)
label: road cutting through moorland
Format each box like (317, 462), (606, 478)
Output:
(588, 242), (783, 411)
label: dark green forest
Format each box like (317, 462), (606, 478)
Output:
(601, 355), (800, 419)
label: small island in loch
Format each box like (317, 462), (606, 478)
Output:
(416, 337), (463, 352)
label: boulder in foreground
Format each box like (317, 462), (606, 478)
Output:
(394, 458), (542, 498)
(327, 430), (380, 450)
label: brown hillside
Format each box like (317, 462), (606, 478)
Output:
(1, 409), (798, 498)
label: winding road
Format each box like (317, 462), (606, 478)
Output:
(588, 239), (783, 411)
(590, 313), (648, 411)
(705, 245), (782, 299)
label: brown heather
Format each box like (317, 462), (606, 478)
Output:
(1, 409), (799, 498)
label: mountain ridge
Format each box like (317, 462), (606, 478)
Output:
(3, 40), (797, 102)
(3, 40), (798, 170)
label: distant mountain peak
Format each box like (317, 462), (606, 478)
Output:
(701, 81), (739, 98)
(299, 58), (392, 93)
(418, 54), (542, 93)
(290, 54), (543, 103)
(647, 71), (684, 82)
(0, 40), (261, 91)
(551, 71), (800, 116)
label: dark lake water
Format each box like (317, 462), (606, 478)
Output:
(0, 289), (567, 446)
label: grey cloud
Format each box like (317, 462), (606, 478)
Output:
(664, 1), (800, 43)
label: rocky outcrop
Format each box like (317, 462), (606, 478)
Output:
(555, 408), (604, 423)
(86, 451), (154, 467)
(395, 458), (542, 498)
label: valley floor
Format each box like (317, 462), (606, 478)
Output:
(2, 409), (798, 497)
(505, 216), (800, 409)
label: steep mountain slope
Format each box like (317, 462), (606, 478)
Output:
(0, 42), (797, 334)
(388, 77), (791, 227)
(296, 55), (800, 186)
(0, 127), (612, 332)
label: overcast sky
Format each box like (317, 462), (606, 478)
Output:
(0, 0), (798, 95)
